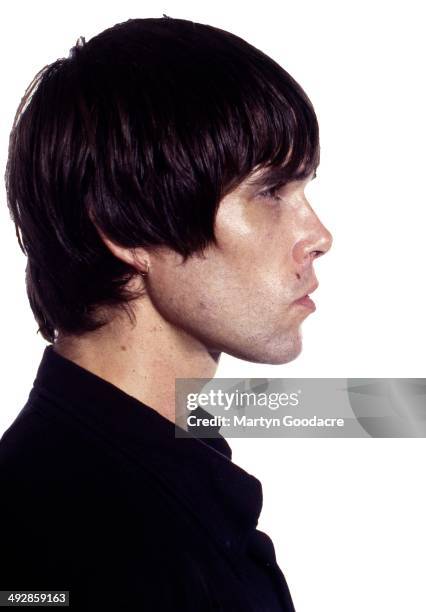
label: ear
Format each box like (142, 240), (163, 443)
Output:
(94, 223), (150, 276)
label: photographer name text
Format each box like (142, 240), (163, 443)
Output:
(187, 414), (345, 429)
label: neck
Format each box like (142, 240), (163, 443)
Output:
(53, 297), (221, 423)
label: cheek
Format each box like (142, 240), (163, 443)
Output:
(147, 255), (221, 324)
(216, 198), (296, 273)
(148, 200), (297, 324)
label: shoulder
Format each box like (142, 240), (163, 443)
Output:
(0, 395), (164, 553)
(0, 399), (229, 611)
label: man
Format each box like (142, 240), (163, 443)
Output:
(0, 16), (332, 611)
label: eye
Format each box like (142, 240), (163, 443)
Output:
(257, 185), (282, 201)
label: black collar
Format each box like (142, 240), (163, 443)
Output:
(30, 345), (263, 556)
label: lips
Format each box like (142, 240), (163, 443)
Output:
(294, 282), (319, 302)
(293, 295), (316, 310)
(291, 281), (318, 310)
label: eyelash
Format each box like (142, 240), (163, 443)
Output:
(258, 185), (282, 201)
(258, 172), (317, 201)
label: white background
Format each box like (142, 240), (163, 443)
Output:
(1, 1), (425, 610)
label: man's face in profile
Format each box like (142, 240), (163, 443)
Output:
(145, 166), (333, 365)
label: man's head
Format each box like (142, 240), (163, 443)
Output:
(6, 16), (332, 365)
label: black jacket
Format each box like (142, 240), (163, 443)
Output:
(0, 345), (296, 611)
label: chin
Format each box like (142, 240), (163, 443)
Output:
(225, 333), (303, 366)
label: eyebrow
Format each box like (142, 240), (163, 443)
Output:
(246, 165), (318, 190)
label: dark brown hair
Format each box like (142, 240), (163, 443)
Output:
(5, 16), (320, 343)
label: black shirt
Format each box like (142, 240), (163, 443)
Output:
(0, 345), (296, 611)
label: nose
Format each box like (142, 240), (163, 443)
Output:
(292, 220), (333, 266)
(311, 224), (333, 260)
